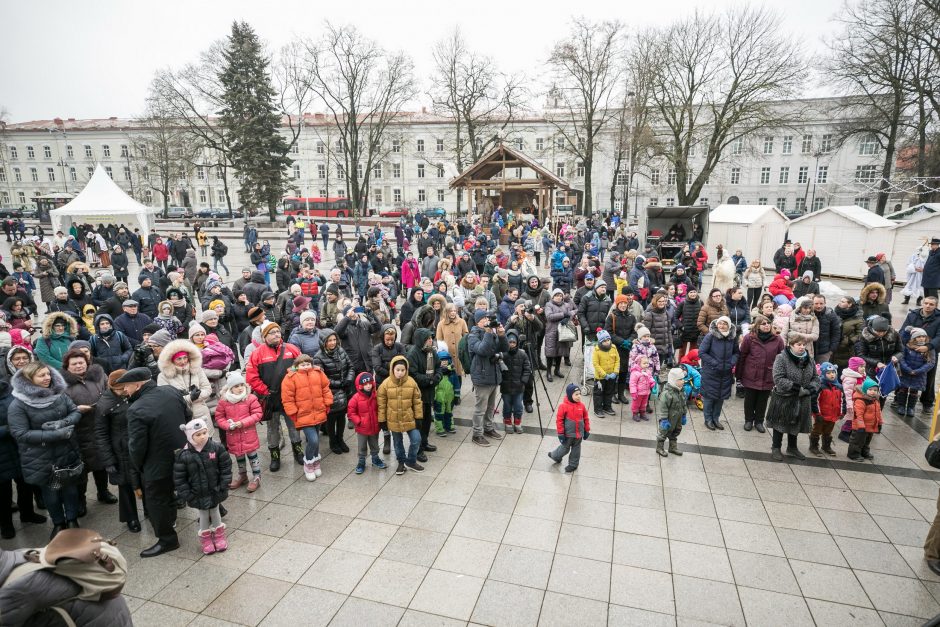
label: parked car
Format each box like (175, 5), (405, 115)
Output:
(161, 206), (193, 219)
(0, 207), (24, 219)
(421, 207), (447, 219)
(379, 207), (409, 218)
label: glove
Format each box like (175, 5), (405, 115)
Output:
(190, 388), (201, 401)
(621, 340), (631, 349)
(60, 426), (74, 440)
(659, 419), (671, 431)
(558, 435), (566, 444)
(583, 431), (590, 440)
(798, 387), (811, 397)
(681, 415), (687, 426)
(606, 373), (617, 380)
(561, 316), (570, 324)
(42, 420), (68, 431)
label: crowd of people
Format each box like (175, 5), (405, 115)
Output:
(2, 209), (940, 574)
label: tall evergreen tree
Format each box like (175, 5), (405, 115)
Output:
(218, 21), (291, 220)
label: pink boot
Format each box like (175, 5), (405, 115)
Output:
(199, 529), (216, 555)
(211, 523), (228, 552)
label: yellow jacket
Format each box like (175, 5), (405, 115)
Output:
(592, 344), (620, 379)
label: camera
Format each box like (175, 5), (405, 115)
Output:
(492, 352), (509, 372)
(488, 318), (500, 329)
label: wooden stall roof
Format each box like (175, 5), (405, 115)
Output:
(449, 143), (572, 190)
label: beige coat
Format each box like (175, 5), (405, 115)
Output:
(157, 339), (214, 429)
(436, 314), (469, 375)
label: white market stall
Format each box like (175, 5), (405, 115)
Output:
(786, 205), (896, 278)
(887, 203), (940, 222)
(49, 165), (157, 236)
(704, 204), (789, 268)
(889, 211), (940, 275)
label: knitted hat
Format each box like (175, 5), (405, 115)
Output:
(861, 379), (880, 394)
(565, 383), (580, 402)
(54, 286), (68, 296)
(597, 329), (611, 343)
(474, 310), (490, 323)
(716, 315), (732, 327)
(300, 310), (317, 324)
(506, 329), (520, 344)
(208, 299), (226, 311)
(179, 418), (209, 450)
(848, 356), (866, 370)
(668, 367), (686, 388)
(247, 306), (265, 322)
(68, 340), (91, 352)
(200, 309), (219, 324)
(113, 281), (128, 291)
(614, 294), (628, 305)
(636, 325), (651, 339)
(205, 279), (222, 292)
(0, 333), (10, 349)
(188, 322), (206, 339)
(147, 329), (174, 347)
(552, 288), (565, 297)
(142, 323), (162, 336)
(261, 321), (280, 338)
(820, 362), (838, 377)
(871, 316), (890, 332)
(225, 371), (245, 389)
(908, 327), (928, 341)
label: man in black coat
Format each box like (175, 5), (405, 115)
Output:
(923, 238), (940, 300)
(864, 256), (885, 286)
(122, 367), (190, 557)
(812, 295), (842, 364)
(577, 283), (612, 343)
(901, 296), (940, 413)
(406, 328), (443, 460)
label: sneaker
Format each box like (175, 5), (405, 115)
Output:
(514, 424), (523, 433)
(405, 461), (425, 473)
(604, 407), (616, 416)
(564, 465), (578, 473)
(472, 435), (491, 447)
(396, 462), (406, 475)
(504, 423), (512, 434)
(416, 452), (428, 463)
(372, 456), (387, 469)
(447, 426), (457, 434)
(355, 460), (365, 475)
(483, 430), (503, 440)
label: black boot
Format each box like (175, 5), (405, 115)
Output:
(902, 295), (911, 304)
(382, 433), (391, 455)
(269, 447), (281, 472)
(291, 441), (304, 464)
(617, 383), (630, 405)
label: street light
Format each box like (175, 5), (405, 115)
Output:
(805, 149), (824, 212)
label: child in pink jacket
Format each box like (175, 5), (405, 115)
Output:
(630, 356), (656, 422)
(838, 356), (868, 443)
(214, 372), (264, 492)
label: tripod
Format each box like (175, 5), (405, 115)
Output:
(523, 324), (555, 438)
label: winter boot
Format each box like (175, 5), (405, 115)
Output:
(785, 446), (806, 461)
(355, 457), (366, 474)
(668, 441), (683, 456)
(612, 389), (621, 404)
(656, 440), (668, 457)
(269, 447), (281, 472)
(771, 447), (784, 461)
(229, 471), (248, 490)
(514, 420), (523, 434)
(313, 457), (322, 477)
(821, 436), (836, 456)
(554, 366), (563, 378)
(382, 433), (391, 455)
(199, 529), (216, 555)
(504, 421), (512, 434)
(434, 419), (446, 436)
(903, 295), (911, 304)
(617, 385), (630, 405)
(303, 457), (318, 481)
(211, 523), (228, 552)
(291, 441), (305, 464)
(809, 435), (821, 456)
(247, 475), (261, 492)
(371, 454), (387, 469)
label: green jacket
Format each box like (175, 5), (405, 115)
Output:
(656, 383), (686, 427)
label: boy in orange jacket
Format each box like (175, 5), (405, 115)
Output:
(848, 379), (883, 461)
(548, 384), (590, 473)
(348, 373), (386, 474)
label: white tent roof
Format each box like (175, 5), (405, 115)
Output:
(789, 205), (894, 229)
(49, 165), (156, 234)
(887, 203), (940, 221)
(709, 204), (788, 224)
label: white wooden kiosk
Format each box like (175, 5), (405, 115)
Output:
(786, 205), (896, 278)
(704, 204), (789, 268)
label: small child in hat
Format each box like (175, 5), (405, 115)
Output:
(895, 326), (936, 416)
(592, 330), (620, 417)
(548, 384), (590, 473)
(629, 356), (656, 422)
(839, 356), (868, 443)
(656, 368), (689, 457)
(810, 362), (844, 456)
(848, 379), (883, 461)
(214, 372), (264, 492)
(348, 372), (386, 474)
(174, 418), (232, 555)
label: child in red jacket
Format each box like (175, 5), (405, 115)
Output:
(548, 384), (590, 473)
(810, 362), (844, 457)
(214, 372), (264, 492)
(348, 373), (387, 474)
(849, 379), (883, 461)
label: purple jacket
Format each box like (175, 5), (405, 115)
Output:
(737, 332), (785, 390)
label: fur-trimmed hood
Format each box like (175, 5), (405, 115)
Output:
(41, 311), (79, 339)
(860, 282), (886, 305)
(11, 366), (67, 407)
(428, 294), (448, 310)
(61, 361), (107, 389)
(65, 261), (90, 276)
(5, 345), (33, 374)
(157, 339), (204, 375)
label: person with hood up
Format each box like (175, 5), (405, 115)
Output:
(500, 330), (532, 433)
(378, 355), (424, 474)
(848, 379), (883, 461)
(399, 287), (425, 327)
(544, 289), (578, 382)
(860, 282), (891, 323)
(336, 305), (381, 374)
(8, 361), (83, 538)
(173, 417), (232, 555)
(371, 324), (406, 455)
(548, 384), (590, 472)
(628, 256), (650, 305)
(577, 281), (612, 343)
(765, 332), (821, 461)
(157, 339), (213, 429)
(737, 315), (784, 433)
(66, 276), (94, 313)
(401, 251), (422, 291)
(313, 329), (354, 456)
(698, 316), (739, 430)
(241, 270), (269, 306)
(710, 245), (736, 294)
(656, 368), (689, 457)
(792, 271), (820, 300)
(94, 368), (142, 533)
(35, 311), (78, 370)
(810, 362), (845, 456)
(153, 299), (185, 338)
(406, 328), (443, 459)
(550, 256), (574, 294)
(87, 313), (132, 374)
(0, 375), (47, 539)
(348, 372), (386, 474)
(281, 354), (332, 481)
(902, 243), (928, 305)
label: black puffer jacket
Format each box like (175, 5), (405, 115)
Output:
(854, 324), (903, 371)
(7, 369), (82, 486)
(577, 286), (612, 341)
(89, 314), (134, 374)
(605, 308), (637, 374)
(173, 439), (232, 510)
(677, 296), (702, 344)
(242, 271), (269, 305)
(95, 388), (138, 488)
(406, 328), (443, 403)
(313, 330), (353, 411)
(127, 381), (190, 483)
(61, 364), (107, 472)
(499, 336), (532, 395)
(336, 309), (381, 373)
(814, 307), (842, 356)
(371, 324), (407, 385)
(0, 380), (20, 482)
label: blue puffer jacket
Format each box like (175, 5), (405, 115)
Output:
(551, 265), (574, 292)
(726, 297), (750, 329)
(898, 345), (936, 391)
(287, 326), (322, 359)
(466, 326), (509, 387)
(497, 295), (517, 325)
(89, 314), (134, 374)
(698, 320), (739, 400)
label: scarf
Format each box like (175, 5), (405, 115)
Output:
(757, 330), (774, 342)
(224, 387), (248, 404)
(835, 303), (859, 321)
(786, 347), (809, 366)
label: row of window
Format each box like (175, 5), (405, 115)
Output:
(644, 196), (870, 212)
(728, 134), (878, 157)
(8, 144), (132, 161)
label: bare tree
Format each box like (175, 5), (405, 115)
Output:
(429, 28), (528, 215)
(304, 23), (416, 218)
(644, 7), (806, 207)
(546, 18), (625, 215)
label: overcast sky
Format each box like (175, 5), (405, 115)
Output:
(2, 0), (842, 122)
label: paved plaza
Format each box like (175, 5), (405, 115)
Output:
(2, 229), (940, 626)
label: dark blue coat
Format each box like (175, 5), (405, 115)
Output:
(90, 314), (134, 374)
(901, 308), (940, 353)
(550, 266), (574, 292)
(698, 323), (739, 400)
(467, 326), (509, 387)
(924, 249), (940, 289)
(865, 265), (885, 286)
(0, 379), (20, 482)
(898, 346), (935, 391)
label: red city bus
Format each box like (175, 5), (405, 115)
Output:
(283, 196), (369, 218)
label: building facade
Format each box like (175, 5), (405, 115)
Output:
(0, 96), (901, 217)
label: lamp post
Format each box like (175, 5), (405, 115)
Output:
(806, 149), (824, 212)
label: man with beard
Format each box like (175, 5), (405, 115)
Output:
(812, 295), (841, 364)
(123, 367), (190, 557)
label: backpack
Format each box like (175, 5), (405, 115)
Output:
(219, 242), (228, 256)
(458, 334), (472, 374)
(2, 529), (128, 624)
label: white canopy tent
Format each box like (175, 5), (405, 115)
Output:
(786, 205), (896, 278)
(49, 165), (157, 236)
(704, 205), (789, 268)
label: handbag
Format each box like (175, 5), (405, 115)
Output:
(558, 322), (577, 343)
(48, 460), (85, 490)
(926, 440), (940, 469)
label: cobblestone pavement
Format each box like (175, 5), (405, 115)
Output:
(3, 228), (939, 626)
